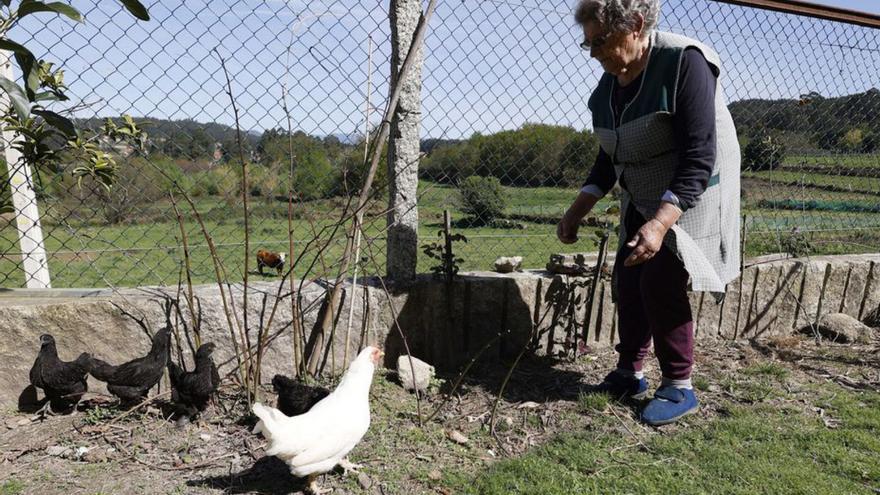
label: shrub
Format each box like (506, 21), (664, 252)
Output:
(743, 132), (786, 171)
(458, 175), (506, 224)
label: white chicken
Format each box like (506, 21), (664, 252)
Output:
(252, 346), (383, 494)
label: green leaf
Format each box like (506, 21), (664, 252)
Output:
(33, 90), (65, 102)
(13, 52), (38, 100)
(0, 76), (31, 119)
(16, 1), (83, 22)
(0, 38), (35, 56)
(117, 0), (149, 21)
(32, 108), (75, 137)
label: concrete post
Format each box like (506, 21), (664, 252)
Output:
(0, 51), (51, 288)
(387, 0), (422, 281)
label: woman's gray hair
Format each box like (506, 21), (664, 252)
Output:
(574, 0), (660, 37)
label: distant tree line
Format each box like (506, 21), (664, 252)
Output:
(729, 88), (880, 153)
(420, 123), (599, 187)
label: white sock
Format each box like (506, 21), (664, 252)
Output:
(616, 368), (644, 380)
(662, 377), (693, 390)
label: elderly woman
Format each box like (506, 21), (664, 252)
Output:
(558, 0), (741, 425)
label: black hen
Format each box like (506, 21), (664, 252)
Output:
(29, 334), (92, 414)
(168, 342), (220, 416)
(272, 374), (330, 417)
(89, 327), (171, 404)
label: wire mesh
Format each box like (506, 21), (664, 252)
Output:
(0, 0), (877, 288)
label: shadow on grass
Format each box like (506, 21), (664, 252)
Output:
(187, 456), (308, 495)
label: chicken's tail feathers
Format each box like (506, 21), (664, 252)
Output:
(88, 357), (118, 382)
(167, 359), (184, 384)
(252, 402), (285, 439)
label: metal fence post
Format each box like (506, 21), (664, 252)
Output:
(387, 0), (423, 281)
(0, 51), (51, 288)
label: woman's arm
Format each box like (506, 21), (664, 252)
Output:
(558, 149), (616, 243)
(625, 47), (717, 266)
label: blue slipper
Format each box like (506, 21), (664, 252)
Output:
(591, 371), (648, 400)
(640, 385), (699, 426)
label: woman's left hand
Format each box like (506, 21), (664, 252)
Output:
(624, 219), (668, 266)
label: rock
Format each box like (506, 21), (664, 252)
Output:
(46, 445), (70, 457)
(808, 313), (874, 343)
(546, 253), (593, 276)
(74, 446), (89, 459)
(446, 429), (469, 445)
(357, 472), (372, 490)
(199, 433), (212, 441)
(397, 355), (434, 393)
(83, 447), (108, 463)
(5, 417), (20, 429)
(494, 256), (523, 273)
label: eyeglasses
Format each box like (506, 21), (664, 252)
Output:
(580, 30), (612, 51)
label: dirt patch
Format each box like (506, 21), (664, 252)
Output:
(1, 336), (879, 494)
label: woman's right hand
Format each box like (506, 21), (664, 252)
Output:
(557, 213), (581, 244)
(557, 191), (600, 244)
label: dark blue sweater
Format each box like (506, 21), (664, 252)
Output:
(582, 47), (717, 212)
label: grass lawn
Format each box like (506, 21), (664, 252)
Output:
(445, 359), (880, 495)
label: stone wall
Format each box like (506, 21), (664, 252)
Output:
(2, 253), (878, 406)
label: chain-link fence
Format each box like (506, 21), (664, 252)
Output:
(0, 0), (878, 288)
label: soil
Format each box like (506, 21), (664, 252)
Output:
(2, 334), (878, 495)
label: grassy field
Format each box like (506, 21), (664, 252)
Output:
(0, 176), (877, 288)
(783, 153), (880, 169)
(743, 169), (880, 192)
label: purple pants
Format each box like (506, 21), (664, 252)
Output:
(614, 243), (694, 380)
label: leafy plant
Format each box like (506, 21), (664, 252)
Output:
(421, 230), (467, 279)
(743, 130), (786, 171)
(0, 0), (150, 204)
(83, 404), (115, 425)
(779, 226), (812, 258)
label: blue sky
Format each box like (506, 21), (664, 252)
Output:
(9, 0), (880, 140)
(814, 0), (880, 14)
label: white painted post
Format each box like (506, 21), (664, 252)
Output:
(0, 51), (51, 288)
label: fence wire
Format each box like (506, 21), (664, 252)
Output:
(0, 0), (878, 288)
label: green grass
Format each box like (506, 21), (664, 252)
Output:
(743, 169), (880, 192)
(783, 153), (880, 169)
(446, 386), (880, 494)
(2, 175), (879, 288)
(742, 362), (790, 381)
(577, 392), (610, 413)
(0, 480), (24, 495)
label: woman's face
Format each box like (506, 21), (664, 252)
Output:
(582, 19), (644, 75)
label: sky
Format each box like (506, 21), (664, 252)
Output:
(8, 0), (880, 140)
(813, 0), (880, 14)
